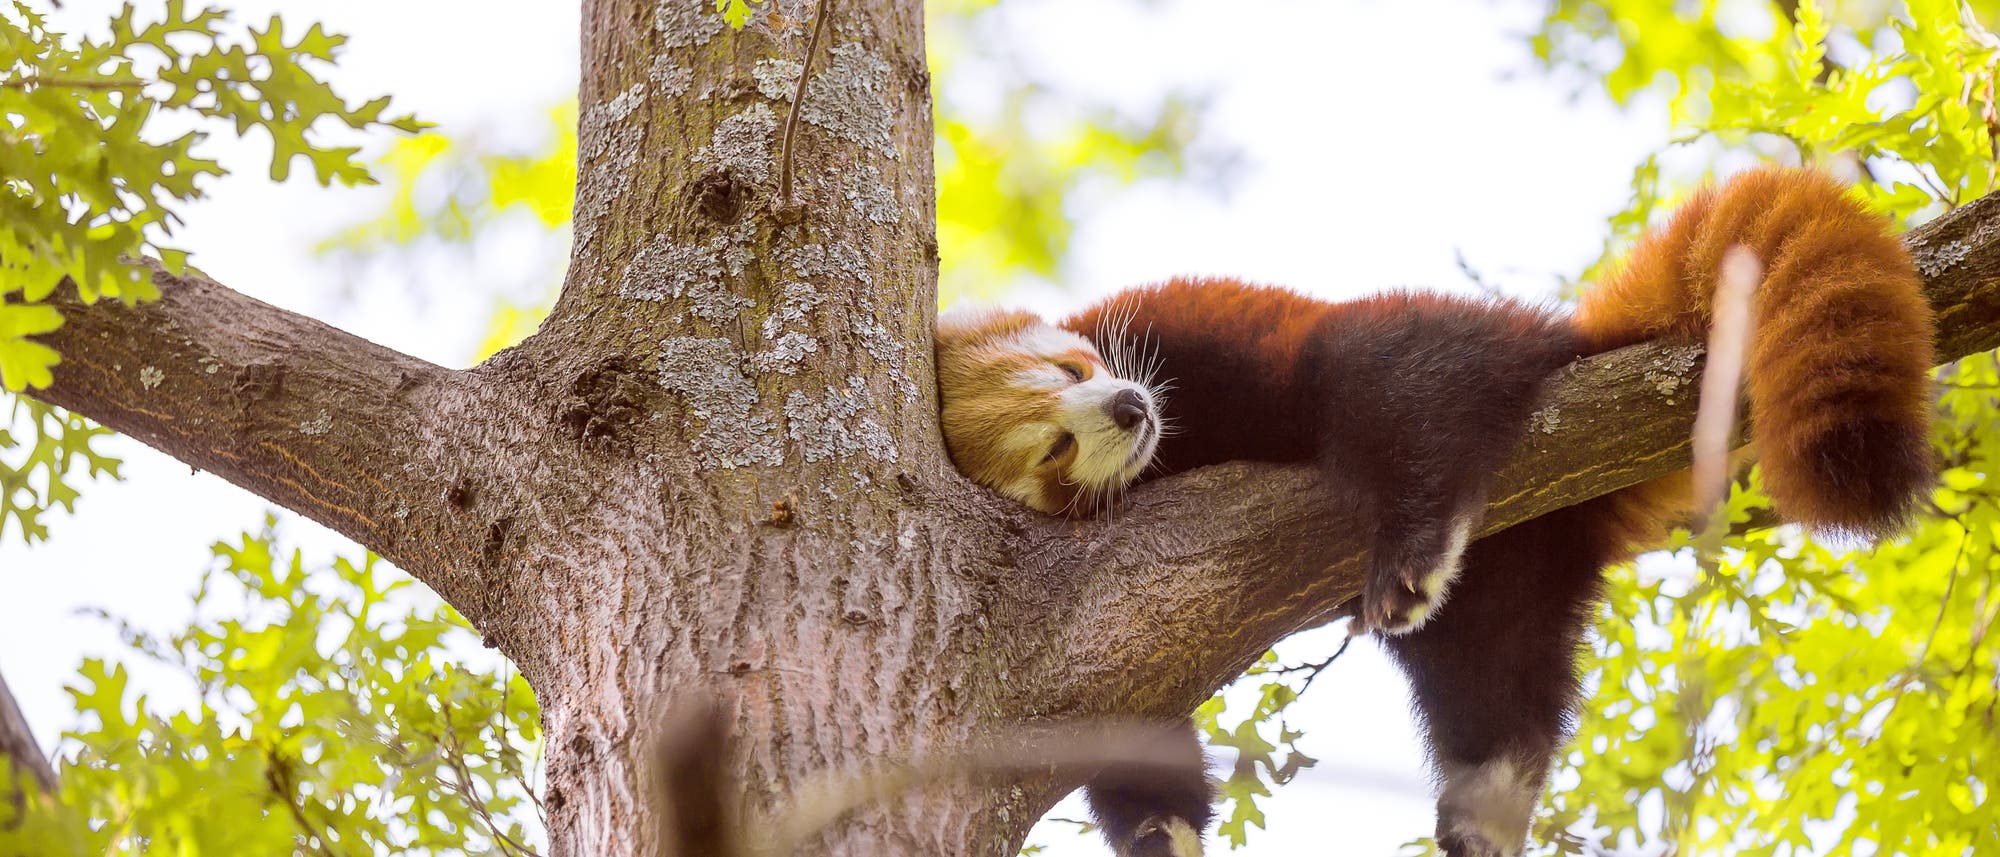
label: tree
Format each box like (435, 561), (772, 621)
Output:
(4, 1), (1998, 855)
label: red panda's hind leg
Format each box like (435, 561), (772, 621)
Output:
(1379, 501), (1620, 857)
(1084, 720), (1214, 857)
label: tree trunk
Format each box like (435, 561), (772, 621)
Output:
(26, 1), (2000, 855)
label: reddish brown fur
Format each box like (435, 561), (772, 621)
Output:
(936, 308), (1125, 514)
(1580, 166), (1935, 537)
(1030, 167), (1937, 857)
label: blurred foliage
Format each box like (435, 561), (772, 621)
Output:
(716, 0), (766, 30)
(0, 1), (422, 547)
(0, 520), (543, 855)
(315, 0), (1220, 360)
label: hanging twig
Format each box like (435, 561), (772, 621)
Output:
(778, 0), (835, 207)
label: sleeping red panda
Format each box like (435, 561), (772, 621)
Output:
(934, 166), (1937, 857)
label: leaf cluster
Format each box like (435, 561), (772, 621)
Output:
(0, 521), (544, 856)
(0, 2), (422, 549)
(0, 1), (422, 391)
(0, 396), (116, 544)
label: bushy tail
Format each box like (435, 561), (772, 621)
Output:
(1576, 166), (1936, 536)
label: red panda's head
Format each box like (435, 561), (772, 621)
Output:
(935, 306), (1164, 516)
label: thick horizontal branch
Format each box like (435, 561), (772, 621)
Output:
(29, 265), (506, 617)
(1018, 190), (2000, 717)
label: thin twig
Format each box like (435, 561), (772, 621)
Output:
(441, 704), (540, 857)
(266, 747), (340, 857)
(1267, 621), (1362, 697)
(778, 0), (834, 206)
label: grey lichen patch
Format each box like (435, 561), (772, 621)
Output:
(783, 377), (898, 464)
(1914, 213), (2000, 277)
(694, 103), (779, 184)
(781, 239), (873, 289)
(606, 82), (647, 122)
(793, 42), (896, 157)
(654, 0), (724, 48)
(752, 58), (803, 102)
(853, 315), (920, 403)
(657, 337), (784, 469)
(1529, 404), (1561, 435)
(759, 281), (828, 339)
(618, 228), (757, 324)
(138, 365), (164, 390)
(651, 57), (693, 99)
(299, 411), (333, 436)
(1642, 344), (1705, 400)
(749, 331), (821, 374)
(1915, 238), (1973, 277)
(842, 164), (901, 225)
(574, 98), (644, 250)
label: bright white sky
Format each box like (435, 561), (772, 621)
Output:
(0, 1), (1670, 854)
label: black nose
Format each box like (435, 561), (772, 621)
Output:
(1109, 389), (1148, 430)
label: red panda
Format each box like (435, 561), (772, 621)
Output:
(933, 166), (1937, 857)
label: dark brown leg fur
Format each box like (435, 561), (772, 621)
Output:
(1379, 501), (1620, 857)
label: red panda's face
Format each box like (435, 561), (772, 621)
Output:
(935, 306), (1163, 516)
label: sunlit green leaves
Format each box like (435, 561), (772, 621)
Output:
(0, 2), (422, 543)
(1543, 0), (2000, 288)
(715, 0), (764, 29)
(0, 1), (424, 391)
(933, 94), (1206, 302)
(0, 521), (543, 856)
(1193, 651), (1321, 849)
(1544, 410), (2000, 856)
(0, 397), (118, 544)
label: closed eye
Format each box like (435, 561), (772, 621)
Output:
(1056, 361), (1087, 383)
(1041, 432), (1075, 464)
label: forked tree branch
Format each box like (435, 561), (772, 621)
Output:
(1019, 190), (2000, 717)
(28, 264), (512, 617)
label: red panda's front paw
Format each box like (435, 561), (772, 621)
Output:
(1363, 516), (1477, 635)
(1362, 562), (1447, 635)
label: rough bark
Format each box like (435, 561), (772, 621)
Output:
(0, 670), (54, 801)
(21, 1), (2000, 855)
